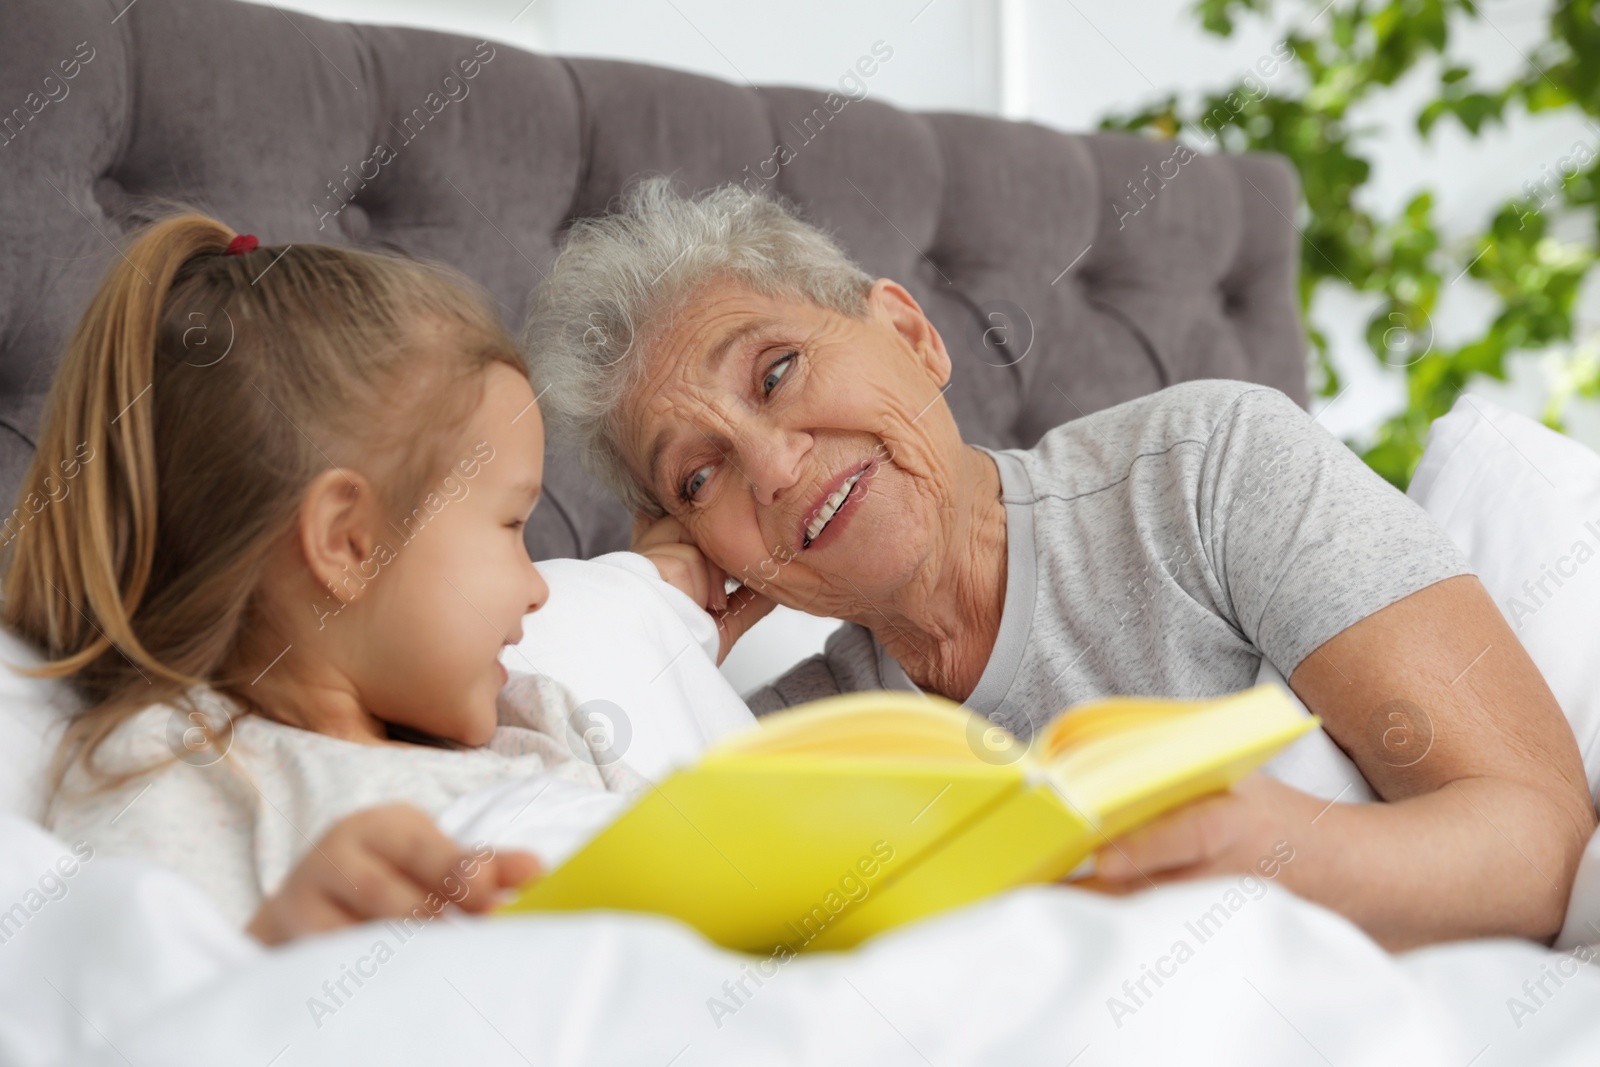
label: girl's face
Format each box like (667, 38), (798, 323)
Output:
(320, 362), (549, 746)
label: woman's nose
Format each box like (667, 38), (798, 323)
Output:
(741, 425), (810, 507)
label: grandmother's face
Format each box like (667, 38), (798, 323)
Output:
(616, 277), (968, 617)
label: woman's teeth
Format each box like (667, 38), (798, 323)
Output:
(806, 470), (864, 546)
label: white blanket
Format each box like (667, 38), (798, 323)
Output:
(3, 813), (1598, 1067)
(5, 532), (1600, 1063)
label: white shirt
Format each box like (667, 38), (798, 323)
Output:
(46, 670), (641, 927)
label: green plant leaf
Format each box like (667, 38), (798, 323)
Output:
(1114, 0), (1600, 487)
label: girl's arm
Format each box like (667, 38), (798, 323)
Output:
(247, 804), (541, 945)
(1090, 575), (1596, 950)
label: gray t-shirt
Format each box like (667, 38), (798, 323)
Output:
(745, 380), (1471, 740)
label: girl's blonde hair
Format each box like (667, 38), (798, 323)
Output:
(1, 211), (526, 795)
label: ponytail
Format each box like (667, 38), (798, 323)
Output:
(4, 215), (234, 684)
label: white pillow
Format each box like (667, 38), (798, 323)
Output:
(718, 603), (841, 698)
(501, 553), (756, 781)
(1406, 395), (1600, 802)
(1404, 394), (1600, 949)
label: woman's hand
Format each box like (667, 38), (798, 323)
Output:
(246, 804), (541, 946)
(1081, 775), (1316, 894)
(632, 512), (777, 663)
(634, 511), (732, 612)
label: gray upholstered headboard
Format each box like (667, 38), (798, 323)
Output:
(1, 0), (1307, 561)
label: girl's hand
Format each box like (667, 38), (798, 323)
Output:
(246, 804), (541, 945)
(631, 512), (777, 664)
(1079, 774), (1315, 893)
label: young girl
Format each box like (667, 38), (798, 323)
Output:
(3, 214), (748, 945)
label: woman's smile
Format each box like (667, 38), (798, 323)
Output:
(605, 276), (972, 623)
(799, 456), (877, 551)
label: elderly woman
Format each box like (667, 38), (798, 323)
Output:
(525, 178), (1595, 950)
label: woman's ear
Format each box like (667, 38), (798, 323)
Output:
(296, 468), (382, 604)
(867, 278), (952, 387)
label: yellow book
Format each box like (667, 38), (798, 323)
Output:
(495, 685), (1315, 953)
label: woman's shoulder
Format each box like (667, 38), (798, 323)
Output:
(1017, 380), (1300, 492)
(1033, 379), (1287, 450)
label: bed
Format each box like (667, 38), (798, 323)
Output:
(2, 0), (1598, 1063)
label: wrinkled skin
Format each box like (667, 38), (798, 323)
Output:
(616, 277), (1007, 700)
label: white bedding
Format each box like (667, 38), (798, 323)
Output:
(8, 396), (1600, 1064)
(3, 811), (1596, 1067)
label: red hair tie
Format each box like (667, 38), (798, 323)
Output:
(224, 234), (259, 256)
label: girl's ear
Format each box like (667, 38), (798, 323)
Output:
(297, 468), (381, 602)
(867, 278), (952, 388)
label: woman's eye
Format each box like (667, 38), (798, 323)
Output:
(683, 464), (713, 501)
(507, 519), (526, 531)
(762, 351), (797, 396)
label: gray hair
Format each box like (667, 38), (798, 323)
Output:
(522, 176), (874, 516)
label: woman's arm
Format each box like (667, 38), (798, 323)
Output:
(1092, 575), (1596, 951)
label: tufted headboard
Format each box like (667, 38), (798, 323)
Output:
(0, 0), (1307, 561)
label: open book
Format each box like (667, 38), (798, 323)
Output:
(495, 685), (1315, 952)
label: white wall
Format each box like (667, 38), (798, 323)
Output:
(533, 0), (1004, 114)
(254, 0), (1600, 451)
